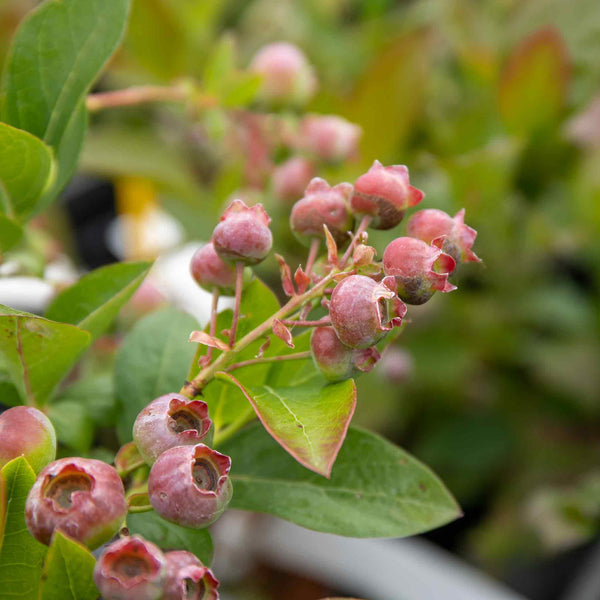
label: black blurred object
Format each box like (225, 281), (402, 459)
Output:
(61, 175), (118, 269)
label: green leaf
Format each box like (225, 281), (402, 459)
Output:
(346, 32), (432, 165)
(37, 102), (87, 213)
(127, 511), (213, 566)
(0, 215), (23, 253)
(0, 123), (55, 222)
(1, 0), (129, 212)
(47, 401), (94, 453)
(217, 373), (356, 477)
(115, 308), (199, 442)
(45, 261), (152, 341)
(0, 307), (91, 406)
(499, 28), (569, 136)
(0, 373), (21, 408)
(1, 0), (130, 147)
(0, 457), (48, 598)
(203, 34), (236, 95)
(56, 373), (116, 427)
(222, 73), (261, 108)
(221, 425), (461, 538)
(39, 531), (97, 600)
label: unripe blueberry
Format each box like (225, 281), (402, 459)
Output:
(311, 326), (380, 382)
(329, 275), (407, 349)
(350, 160), (424, 230)
(350, 160), (425, 229)
(190, 242), (252, 295)
(250, 42), (317, 107)
(298, 115), (362, 163)
(0, 406), (56, 474)
(94, 536), (166, 600)
(382, 237), (456, 305)
(133, 394), (213, 465)
(164, 551), (219, 600)
(272, 156), (315, 203)
(25, 458), (127, 548)
(212, 200), (272, 265)
(148, 444), (232, 529)
(290, 178), (354, 246)
(406, 208), (481, 264)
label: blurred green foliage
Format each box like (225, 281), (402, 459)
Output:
(2, 0), (599, 579)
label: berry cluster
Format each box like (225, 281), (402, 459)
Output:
(0, 39), (480, 600)
(187, 158), (479, 390)
(5, 156), (478, 600)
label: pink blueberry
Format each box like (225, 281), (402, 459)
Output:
(133, 394), (213, 465)
(148, 444), (232, 529)
(290, 177), (354, 246)
(329, 275), (407, 349)
(25, 457), (127, 549)
(94, 536), (167, 600)
(350, 160), (424, 230)
(0, 406), (56, 474)
(382, 237), (456, 305)
(212, 200), (272, 266)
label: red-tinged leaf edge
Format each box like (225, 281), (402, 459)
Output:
(323, 225), (338, 266)
(215, 371), (357, 477)
(189, 331), (230, 351)
(275, 254), (295, 296)
(272, 319), (294, 348)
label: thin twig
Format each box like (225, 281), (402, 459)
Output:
(179, 267), (342, 397)
(86, 85), (188, 112)
(205, 287), (220, 365)
(226, 351), (312, 372)
(339, 215), (372, 269)
(278, 317), (331, 328)
(228, 262), (244, 348)
(305, 237), (320, 278)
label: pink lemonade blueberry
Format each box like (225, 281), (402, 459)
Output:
(148, 444), (232, 529)
(25, 457), (127, 549)
(350, 160), (424, 230)
(133, 393), (213, 465)
(329, 274), (407, 349)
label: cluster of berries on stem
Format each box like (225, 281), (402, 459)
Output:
(2, 40), (482, 600)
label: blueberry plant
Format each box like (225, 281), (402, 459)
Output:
(0, 1), (482, 599)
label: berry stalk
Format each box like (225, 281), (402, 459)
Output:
(180, 267), (343, 398)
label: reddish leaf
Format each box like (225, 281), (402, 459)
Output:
(275, 254), (295, 296)
(272, 319), (294, 348)
(215, 372), (357, 477)
(189, 330), (230, 351)
(499, 27), (569, 136)
(323, 225), (338, 266)
(294, 265), (310, 294)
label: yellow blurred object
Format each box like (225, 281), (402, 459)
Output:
(114, 176), (159, 260)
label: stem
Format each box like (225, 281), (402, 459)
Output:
(180, 268), (341, 397)
(305, 238), (320, 278)
(127, 504), (154, 514)
(205, 287), (220, 365)
(278, 318), (330, 327)
(226, 351), (311, 372)
(86, 85), (188, 112)
(213, 409), (257, 447)
(339, 215), (372, 269)
(228, 262), (244, 348)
